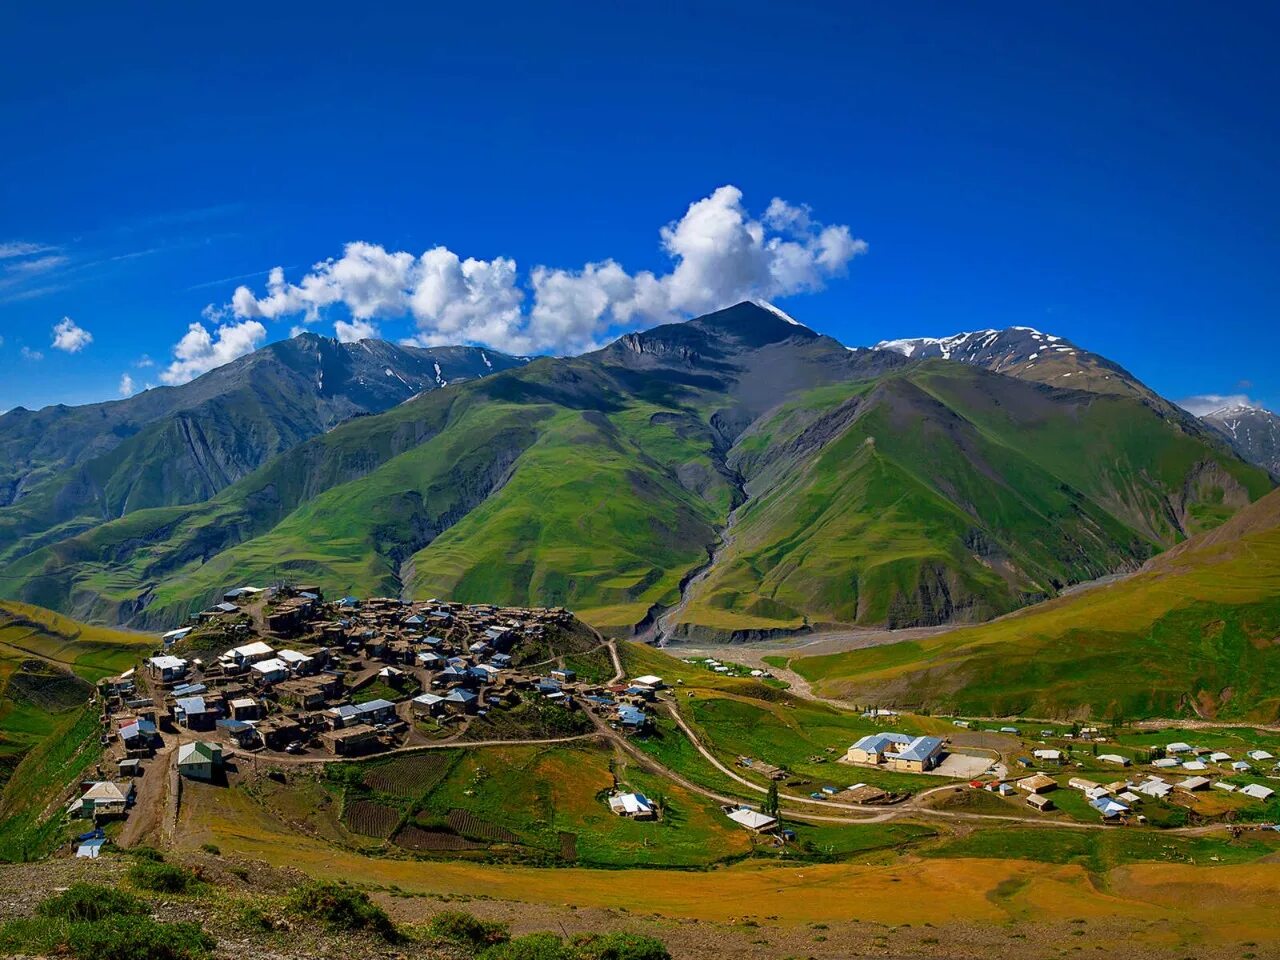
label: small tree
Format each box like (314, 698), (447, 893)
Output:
(764, 780), (779, 817)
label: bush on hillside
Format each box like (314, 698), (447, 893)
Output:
(570, 932), (671, 960)
(119, 844), (166, 862)
(1, 887), (214, 960)
(478, 931), (671, 960)
(128, 862), (203, 894)
(37, 883), (149, 923)
(426, 909), (510, 950)
(481, 931), (572, 960)
(66, 916), (215, 960)
(287, 881), (397, 939)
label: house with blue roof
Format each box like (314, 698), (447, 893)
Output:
(173, 696), (217, 731)
(846, 732), (945, 772)
(445, 688), (478, 714)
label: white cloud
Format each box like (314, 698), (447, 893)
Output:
(119, 373), (136, 397)
(334, 318), (378, 343)
(160, 319), (267, 385)
(135, 354), (154, 368)
(0, 241), (55, 259)
(1178, 393), (1259, 417)
(20, 346), (43, 361)
(224, 185), (867, 355)
(51, 317), (93, 353)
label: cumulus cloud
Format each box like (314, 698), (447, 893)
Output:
(51, 317), (93, 352)
(20, 346), (43, 361)
(119, 373), (136, 397)
(160, 319), (267, 385)
(334, 318), (378, 342)
(225, 185), (867, 355)
(1178, 393), (1259, 416)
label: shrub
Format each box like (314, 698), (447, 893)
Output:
(199, 842), (220, 855)
(128, 862), (203, 894)
(0, 917), (67, 956)
(287, 881), (397, 939)
(427, 909), (510, 950)
(0, 915), (213, 960)
(121, 845), (166, 862)
(37, 883), (149, 923)
(571, 932), (671, 960)
(66, 915), (215, 960)
(481, 932), (572, 960)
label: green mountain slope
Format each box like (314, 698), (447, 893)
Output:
(0, 335), (524, 566)
(0, 304), (1271, 637)
(789, 488), (1280, 721)
(671, 363), (1268, 635)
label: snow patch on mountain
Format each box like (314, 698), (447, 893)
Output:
(753, 299), (805, 328)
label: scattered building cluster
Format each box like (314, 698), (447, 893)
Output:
(971, 736), (1279, 821)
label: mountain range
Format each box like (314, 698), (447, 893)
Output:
(0, 302), (1272, 637)
(0, 336), (524, 565)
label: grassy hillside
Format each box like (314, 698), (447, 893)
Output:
(0, 600), (152, 765)
(674, 363), (1270, 635)
(790, 488), (1280, 721)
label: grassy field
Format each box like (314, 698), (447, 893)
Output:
(921, 825), (1280, 873)
(789, 488), (1280, 720)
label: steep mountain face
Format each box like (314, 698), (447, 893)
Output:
(1200, 403), (1280, 478)
(0, 335), (524, 564)
(0, 303), (1271, 638)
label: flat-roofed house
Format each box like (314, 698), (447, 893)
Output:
(250, 658), (290, 686)
(224, 640), (275, 668)
(320, 723), (379, 756)
(147, 655), (188, 683)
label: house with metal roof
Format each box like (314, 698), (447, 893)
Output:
(1091, 796), (1128, 818)
(173, 696), (217, 730)
(177, 741), (222, 781)
(846, 732), (945, 772)
(608, 792), (655, 819)
(444, 688), (478, 714)
(147, 655), (188, 682)
(411, 692), (446, 717)
(354, 698), (398, 724)
(726, 807), (777, 832)
(250, 657), (290, 685)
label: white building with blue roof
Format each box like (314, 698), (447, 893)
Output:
(846, 732), (945, 772)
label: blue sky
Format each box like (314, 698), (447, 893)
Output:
(1, 2), (1277, 414)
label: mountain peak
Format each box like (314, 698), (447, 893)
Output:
(874, 326), (1072, 360)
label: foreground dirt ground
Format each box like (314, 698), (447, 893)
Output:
(1, 851), (1277, 960)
